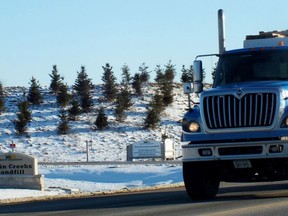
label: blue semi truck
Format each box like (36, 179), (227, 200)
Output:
(182, 9), (288, 199)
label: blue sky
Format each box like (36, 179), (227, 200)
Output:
(1, 0), (288, 87)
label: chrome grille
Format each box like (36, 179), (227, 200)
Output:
(203, 93), (277, 129)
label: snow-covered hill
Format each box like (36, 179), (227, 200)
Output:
(0, 84), (188, 162)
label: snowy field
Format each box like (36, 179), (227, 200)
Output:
(0, 84), (187, 162)
(0, 84), (187, 202)
(0, 164), (183, 203)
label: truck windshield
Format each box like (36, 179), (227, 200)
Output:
(214, 50), (288, 87)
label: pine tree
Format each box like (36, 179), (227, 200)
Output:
(144, 107), (160, 129)
(132, 63), (150, 96)
(154, 65), (164, 83)
(73, 66), (94, 112)
(164, 61), (176, 82)
(49, 65), (63, 94)
(68, 96), (82, 121)
(27, 77), (42, 105)
(181, 65), (193, 83)
(115, 104), (126, 122)
(139, 62), (150, 84)
(73, 66), (93, 96)
(0, 82), (5, 113)
(56, 83), (71, 107)
(162, 61), (175, 106)
(115, 85), (133, 122)
(94, 106), (108, 130)
(121, 63), (132, 86)
(154, 61), (175, 106)
(14, 112), (28, 135)
(132, 73), (142, 96)
(119, 85), (133, 110)
(144, 92), (164, 129)
(80, 92), (93, 113)
(57, 109), (70, 135)
(150, 92), (165, 113)
(101, 63), (118, 101)
(18, 100), (32, 122)
(116, 68), (133, 122)
(13, 100), (31, 135)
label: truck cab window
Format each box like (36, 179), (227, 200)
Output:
(214, 50), (288, 87)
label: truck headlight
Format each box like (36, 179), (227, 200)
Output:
(281, 117), (288, 127)
(188, 121), (200, 132)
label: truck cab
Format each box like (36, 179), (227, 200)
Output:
(182, 10), (288, 200)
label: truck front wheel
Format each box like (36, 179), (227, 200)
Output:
(183, 162), (220, 200)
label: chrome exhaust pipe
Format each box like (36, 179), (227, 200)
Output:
(218, 9), (226, 54)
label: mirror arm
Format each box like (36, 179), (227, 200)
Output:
(195, 54), (219, 60)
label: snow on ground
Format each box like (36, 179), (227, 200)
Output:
(0, 84), (187, 162)
(0, 164), (183, 202)
(0, 84), (187, 202)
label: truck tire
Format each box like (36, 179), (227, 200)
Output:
(183, 162), (220, 200)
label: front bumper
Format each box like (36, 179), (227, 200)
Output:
(182, 140), (288, 162)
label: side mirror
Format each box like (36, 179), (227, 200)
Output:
(193, 60), (203, 93)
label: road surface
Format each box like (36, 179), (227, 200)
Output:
(2, 181), (288, 216)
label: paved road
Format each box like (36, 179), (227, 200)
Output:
(2, 181), (288, 216)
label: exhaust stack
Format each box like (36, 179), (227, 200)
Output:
(218, 9), (226, 54)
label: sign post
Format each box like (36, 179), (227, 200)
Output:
(10, 141), (16, 153)
(86, 140), (90, 162)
